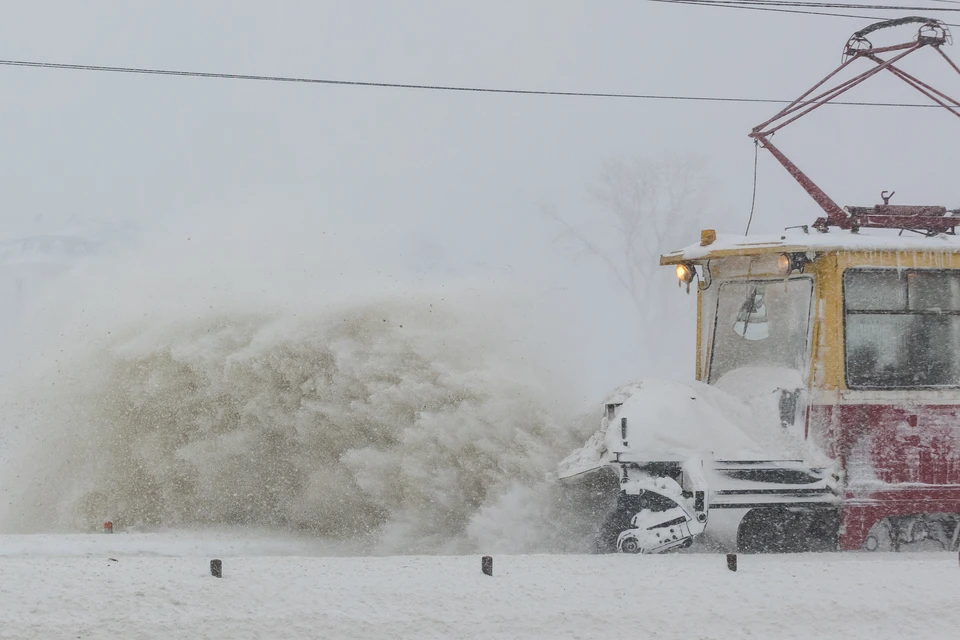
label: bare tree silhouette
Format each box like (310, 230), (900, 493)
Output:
(545, 156), (711, 367)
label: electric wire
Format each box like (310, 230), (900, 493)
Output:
(664, 0), (960, 11)
(744, 140), (760, 235)
(0, 58), (949, 108)
(649, 0), (960, 25)
(650, 0), (894, 20)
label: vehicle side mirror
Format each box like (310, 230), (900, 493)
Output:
(778, 388), (802, 428)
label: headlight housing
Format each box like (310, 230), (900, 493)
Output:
(777, 252), (811, 276)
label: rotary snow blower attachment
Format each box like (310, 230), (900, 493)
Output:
(559, 18), (960, 555)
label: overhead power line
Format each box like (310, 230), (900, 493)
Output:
(669, 0), (960, 11)
(650, 0), (960, 25)
(0, 58), (948, 109)
(649, 0), (892, 20)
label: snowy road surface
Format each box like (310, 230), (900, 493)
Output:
(0, 532), (957, 640)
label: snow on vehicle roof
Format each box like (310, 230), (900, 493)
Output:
(660, 227), (960, 264)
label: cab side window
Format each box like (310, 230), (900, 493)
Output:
(844, 269), (960, 388)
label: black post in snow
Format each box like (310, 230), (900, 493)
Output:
(210, 559), (222, 578)
(481, 556), (493, 576)
(726, 553), (738, 572)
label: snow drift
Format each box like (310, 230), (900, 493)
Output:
(0, 209), (591, 553)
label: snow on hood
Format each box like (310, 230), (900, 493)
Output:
(607, 379), (766, 460)
(559, 376), (829, 478)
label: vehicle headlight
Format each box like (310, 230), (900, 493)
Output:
(777, 253), (793, 276)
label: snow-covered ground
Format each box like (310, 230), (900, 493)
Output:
(1, 532), (957, 639)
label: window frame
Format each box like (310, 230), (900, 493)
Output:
(842, 267), (960, 390)
(707, 275), (815, 385)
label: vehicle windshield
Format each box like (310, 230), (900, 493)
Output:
(708, 278), (813, 383)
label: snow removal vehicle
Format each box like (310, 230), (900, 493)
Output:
(559, 17), (960, 553)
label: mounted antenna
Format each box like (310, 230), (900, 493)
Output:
(749, 17), (960, 235)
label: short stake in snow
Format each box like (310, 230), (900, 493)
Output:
(481, 556), (493, 577)
(210, 559), (222, 578)
(103, 521), (113, 534)
(726, 553), (738, 572)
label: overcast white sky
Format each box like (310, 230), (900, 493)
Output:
(0, 1), (957, 401)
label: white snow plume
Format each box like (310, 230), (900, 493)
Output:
(0, 207), (591, 553)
